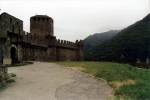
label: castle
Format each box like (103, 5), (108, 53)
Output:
(0, 12), (84, 64)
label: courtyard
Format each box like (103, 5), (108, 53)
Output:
(0, 62), (112, 100)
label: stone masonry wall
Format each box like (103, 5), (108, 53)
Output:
(30, 15), (54, 37)
(0, 12), (23, 61)
(0, 37), (10, 60)
(56, 47), (77, 61)
(0, 65), (7, 83)
(18, 44), (23, 61)
(0, 12), (84, 63)
(0, 13), (23, 37)
(47, 47), (56, 61)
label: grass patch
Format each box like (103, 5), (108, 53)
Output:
(0, 73), (16, 90)
(5, 73), (16, 83)
(0, 82), (6, 89)
(10, 73), (16, 77)
(55, 61), (150, 99)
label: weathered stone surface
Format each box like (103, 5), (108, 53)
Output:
(30, 15), (54, 37)
(0, 65), (7, 83)
(3, 59), (12, 65)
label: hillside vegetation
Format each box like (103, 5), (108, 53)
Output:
(85, 13), (150, 62)
(84, 30), (120, 51)
(56, 61), (150, 99)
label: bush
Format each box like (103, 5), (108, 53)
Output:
(0, 82), (6, 89)
(10, 73), (16, 77)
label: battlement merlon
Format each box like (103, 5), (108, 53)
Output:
(22, 32), (48, 47)
(76, 40), (84, 46)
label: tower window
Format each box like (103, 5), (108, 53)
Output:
(42, 18), (44, 21)
(19, 28), (20, 34)
(47, 18), (49, 21)
(10, 18), (12, 23)
(38, 18), (40, 21)
(34, 18), (36, 21)
(17, 22), (19, 26)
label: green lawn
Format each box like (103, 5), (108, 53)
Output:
(55, 61), (150, 100)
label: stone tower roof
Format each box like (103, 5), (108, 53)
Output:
(1, 12), (23, 22)
(30, 15), (53, 20)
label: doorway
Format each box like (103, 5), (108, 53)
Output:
(11, 47), (16, 61)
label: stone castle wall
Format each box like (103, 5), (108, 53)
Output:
(0, 12), (23, 62)
(0, 12), (84, 64)
(20, 31), (83, 61)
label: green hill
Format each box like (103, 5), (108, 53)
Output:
(86, 13), (150, 62)
(84, 30), (120, 51)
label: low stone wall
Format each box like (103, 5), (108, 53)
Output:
(135, 63), (150, 69)
(135, 58), (150, 69)
(0, 65), (7, 83)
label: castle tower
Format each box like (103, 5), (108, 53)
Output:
(30, 15), (54, 37)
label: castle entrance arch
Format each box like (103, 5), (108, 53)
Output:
(0, 48), (3, 64)
(10, 45), (17, 63)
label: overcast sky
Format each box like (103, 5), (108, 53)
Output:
(0, 0), (149, 42)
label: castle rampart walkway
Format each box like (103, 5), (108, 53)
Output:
(0, 62), (112, 100)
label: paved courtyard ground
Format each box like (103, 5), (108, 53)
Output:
(0, 62), (112, 100)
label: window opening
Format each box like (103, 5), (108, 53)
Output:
(38, 18), (40, 21)
(47, 18), (49, 21)
(19, 28), (20, 34)
(12, 26), (14, 33)
(17, 22), (18, 26)
(10, 18), (12, 23)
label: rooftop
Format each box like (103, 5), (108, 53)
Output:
(31, 15), (52, 18)
(1, 12), (23, 22)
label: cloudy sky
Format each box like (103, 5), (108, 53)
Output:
(0, 0), (149, 42)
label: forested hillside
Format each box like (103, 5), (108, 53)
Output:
(84, 30), (120, 51)
(85, 13), (150, 62)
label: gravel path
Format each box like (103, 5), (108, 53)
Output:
(0, 62), (112, 100)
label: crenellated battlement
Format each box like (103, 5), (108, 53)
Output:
(0, 12), (84, 62)
(22, 31), (48, 47)
(56, 39), (77, 49)
(21, 31), (84, 49)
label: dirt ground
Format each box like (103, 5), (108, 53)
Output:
(0, 62), (112, 100)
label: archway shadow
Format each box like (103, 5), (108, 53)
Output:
(11, 47), (17, 64)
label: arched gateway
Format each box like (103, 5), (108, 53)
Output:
(10, 45), (17, 63)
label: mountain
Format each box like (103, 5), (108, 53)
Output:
(84, 30), (120, 51)
(86, 13), (150, 62)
